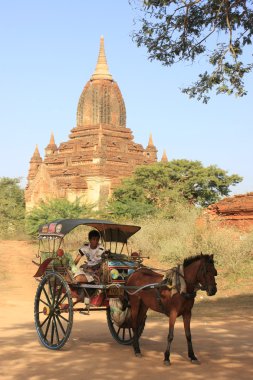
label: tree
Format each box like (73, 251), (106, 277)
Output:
(25, 198), (90, 237)
(130, 0), (253, 102)
(109, 160), (242, 218)
(0, 177), (25, 237)
(109, 196), (156, 219)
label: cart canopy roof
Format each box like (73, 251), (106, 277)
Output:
(38, 219), (141, 243)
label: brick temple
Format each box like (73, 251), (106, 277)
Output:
(25, 37), (168, 210)
(204, 192), (253, 231)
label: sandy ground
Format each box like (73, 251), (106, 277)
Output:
(0, 240), (253, 380)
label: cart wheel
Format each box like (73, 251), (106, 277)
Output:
(106, 306), (145, 345)
(34, 272), (73, 350)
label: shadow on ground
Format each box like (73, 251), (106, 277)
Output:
(0, 293), (253, 380)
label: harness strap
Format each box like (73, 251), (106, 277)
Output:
(155, 288), (167, 315)
(163, 265), (198, 299)
(175, 265), (181, 292)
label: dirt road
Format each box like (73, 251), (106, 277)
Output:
(0, 240), (253, 380)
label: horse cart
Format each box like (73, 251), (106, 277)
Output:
(33, 218), (146, 350)
(33, 218), (217, 364)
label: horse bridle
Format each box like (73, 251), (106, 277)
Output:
(175, 258), (214, 295)
(191, 257), (216, 292)
(195, 259), (209, 291)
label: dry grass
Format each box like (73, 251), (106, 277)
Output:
(2, 208), (252, 288)
(130, 211), (253, 281)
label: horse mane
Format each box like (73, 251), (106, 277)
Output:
(183, 253), (213, 268)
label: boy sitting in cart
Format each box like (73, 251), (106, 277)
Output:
(74, 229), (105, 284)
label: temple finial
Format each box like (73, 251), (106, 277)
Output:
(45, 132), (57, 157)
(32, 145), (41, 159)
(91, 36), (113, 80)
(161, 149), (168, 162)
(50, 132), (55, 145)
(148, 133), (154, 147)
(31, 144), (42, 161)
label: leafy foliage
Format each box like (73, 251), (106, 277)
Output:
(0, 177), (25, 238)
(25, 198), (91, 237)
(109, 197), (156, 219)
(130, 0), (253, 102)
(108, 160), (242, 218)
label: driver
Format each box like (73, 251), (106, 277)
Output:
(73, 229), (105, 284)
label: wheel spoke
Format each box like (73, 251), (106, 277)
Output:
(39, 298), (50, 308)
(44, 315), (53, 340)
(58, 313), (70, 324)
(55, 314), (67, 335)
(50, 317), (55, 345)
(52, 276), (57, 307)
(129, 328), (132, 339)
(39, 314), (50, 328)
(53, 316), (60, 344)
(57, 292), (68, 307)
(42, 286), (51, 306)
(122, 328), (125, 340)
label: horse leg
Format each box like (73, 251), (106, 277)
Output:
(183, 311), (199, 363)
(164, 310), (177, 366)
(130, 296), (143, 357)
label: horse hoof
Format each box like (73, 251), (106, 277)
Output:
(135, 353), (142, 358)
(190, 359), (200, 365)
(164, 360), (171, 366)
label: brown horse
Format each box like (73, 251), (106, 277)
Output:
(125, 253), (217, 365)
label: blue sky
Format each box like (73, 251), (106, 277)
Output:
(0, 0), (252, 195)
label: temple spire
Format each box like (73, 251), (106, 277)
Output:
(31, 145), (42, 160)
(45, 132), (57, 157)
(148, 133), (154, 147)
(161, 149), (168, 162)
(50, 132), (55, 145)
(145, 133), (157, 161)
(91, 36), (113, 81)
(27, 145), (42, 185)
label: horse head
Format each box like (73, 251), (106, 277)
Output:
(197, 254), (217, 296)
